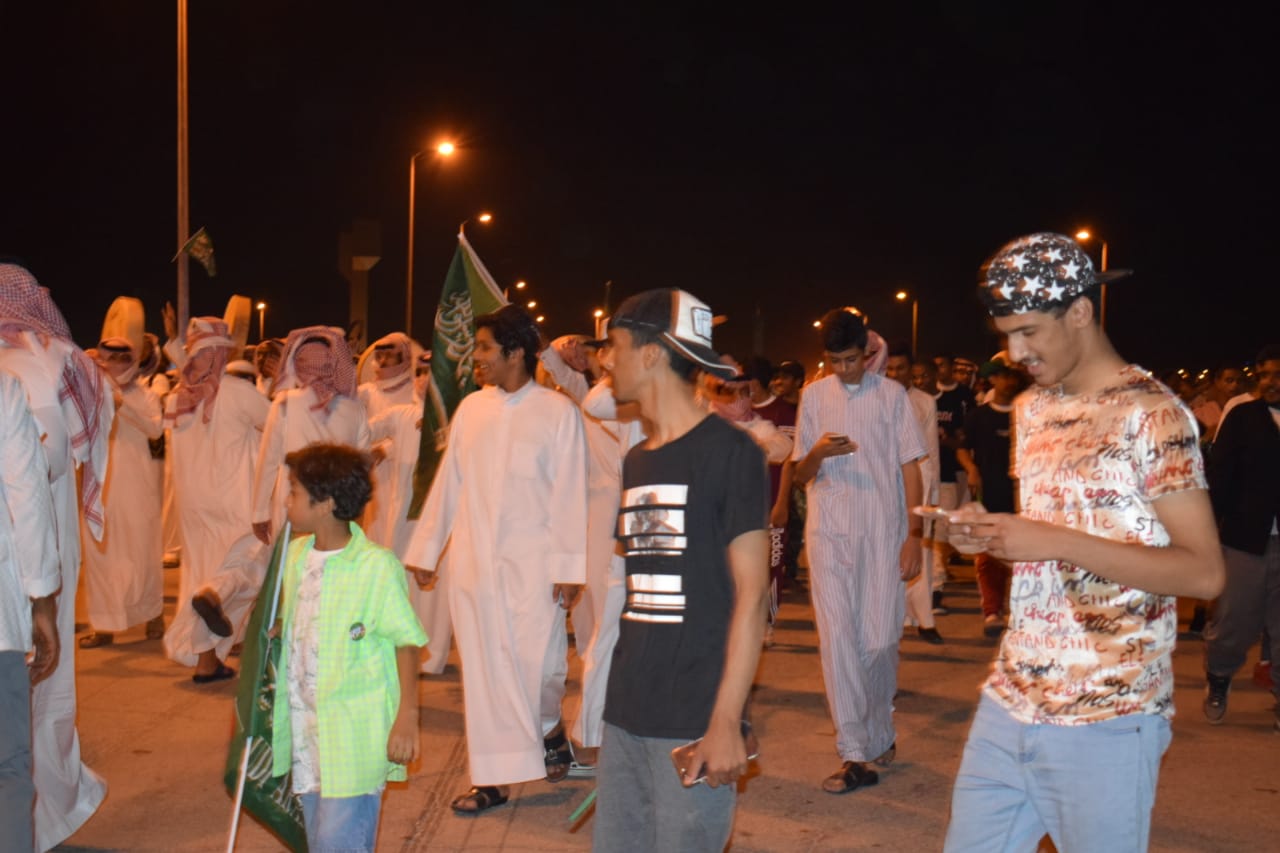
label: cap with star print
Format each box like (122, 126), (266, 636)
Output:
(978, 232), (1131, 317)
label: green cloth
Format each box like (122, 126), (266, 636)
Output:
(270, 523), (427, 797)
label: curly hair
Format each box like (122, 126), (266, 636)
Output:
(284, 443), (373, 521)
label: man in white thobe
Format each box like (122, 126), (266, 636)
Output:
(79, 326), (166, 647)
(406, 304), (587, 814)
(0, 262), (111, 850)
(251, 325), (370, 545)
(162, 317), (269, 681)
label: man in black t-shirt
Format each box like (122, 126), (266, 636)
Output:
(957, 356), (1024, 636)
(932, 353), (977, 613)
(595, 288), (770, 853)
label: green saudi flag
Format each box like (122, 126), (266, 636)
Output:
(408, 231), (507, 518)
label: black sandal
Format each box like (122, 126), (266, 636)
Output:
(822, 760), (879, 794)
(450, 785), (509, 814)
(191, 663), (235, 684)
(543, 726), (573, 783)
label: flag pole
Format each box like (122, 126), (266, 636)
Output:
(225, 521), (292, 853)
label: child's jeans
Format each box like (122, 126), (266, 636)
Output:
(298, 791), (382, 852)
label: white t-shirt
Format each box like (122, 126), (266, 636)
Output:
(288, 547), (342, 793)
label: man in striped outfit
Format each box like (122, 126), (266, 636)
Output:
(793, 307), (926, 794)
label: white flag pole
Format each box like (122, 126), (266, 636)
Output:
(225, 521), (293, 853)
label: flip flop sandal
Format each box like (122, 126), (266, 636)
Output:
(450, 786), (509, 815)
(544, 728), (573, 783)
(191, 663), (236, 684)
(78, 632), (114, 649)
(192, 591), (233, 637)
(822, 761), (879, 794)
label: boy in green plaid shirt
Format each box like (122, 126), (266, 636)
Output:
(270, 443), (427, 851)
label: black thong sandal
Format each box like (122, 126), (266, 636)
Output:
(822, 760), (880, 794)
(543, 727), (573, 783)
(451, 786), (509, 814)
(191, 663), (235, 684)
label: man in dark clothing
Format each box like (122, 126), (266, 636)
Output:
(1203, 344), (1280, 729)
(957, 356), (1024, 636)
(932, 354), (977, 613)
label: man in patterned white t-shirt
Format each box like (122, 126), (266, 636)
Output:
(943, 232), (1225, 853)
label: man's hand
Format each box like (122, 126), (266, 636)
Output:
(769, 497), (788, 529)
(814, 432), (858, 460)
(387, 710), (420, 765)
(408, 567), (437, 589)
(688, 716), (748, 788)
(252, 521), (272, 545)
(29, 594), (59, 685)
(898, 536), (922, 581)
(950, 508), (1057, 562)
(551, 336), (589, 373)
(162, 301), (178, 341)
(552, 583), (582, 610)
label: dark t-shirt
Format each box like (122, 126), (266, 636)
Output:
(604, 414), (769, 739)
(962, 403), (1015, 513)
(936, 384), (976, 482)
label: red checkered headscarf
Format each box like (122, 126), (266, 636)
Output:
(166, 317), (234, 427)
(0, 263), (112, 539)
(275, 326), (356, 416)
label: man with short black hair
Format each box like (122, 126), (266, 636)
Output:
(794, 308), (926, 794)
(1202, 343), (1280, 729)
(405, 303), (588, 814)
(594, 288), (769, 852)
(944, 232), (1225, 852)
(932, 353), (977, 613)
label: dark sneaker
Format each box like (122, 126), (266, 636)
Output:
(1203, 673), (1230, 724)
(918, 627), (944, 645)
(931, 590), (948, 616)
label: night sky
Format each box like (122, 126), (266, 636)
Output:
(2, 4), (1270, 373)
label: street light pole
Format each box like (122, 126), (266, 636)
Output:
(895, 290), (919, 358)
(256, 302), (266, 341)
(405, 141), (455, 338)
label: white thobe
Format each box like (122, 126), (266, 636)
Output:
(148, 372), (183, 561)
(81, 381), (164, 631)
(251, 387), (371, 537)
(366, 403), (454, 674)
(163, 378), (269, 666)
(404, 379), (588, 785)
(360, 378), (419, 546)
(904, 385), (942, 631)
(0, 337), (109, 850)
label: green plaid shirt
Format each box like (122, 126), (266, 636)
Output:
(271, 523), (427, 796)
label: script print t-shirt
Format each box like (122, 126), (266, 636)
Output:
(986, 365), (1206, 725)
(604, 415), (768, 740)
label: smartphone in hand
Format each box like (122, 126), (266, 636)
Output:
(670, 721), (760, 787)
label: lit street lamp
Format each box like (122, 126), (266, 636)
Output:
(1075, 229), (1110, 328)
(895, 290), (919, 358)
(405, 140), (456, 338)
(256, 301), (266, 341)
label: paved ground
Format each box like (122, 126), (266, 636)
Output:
(57, 563), (1280, 852)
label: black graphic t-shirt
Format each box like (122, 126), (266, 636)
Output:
(604, 414), (769, 739)
(962, 403), (1015, 513)
(936, 384), (976, 482)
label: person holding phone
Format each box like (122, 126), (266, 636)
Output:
(793, 307), (927, 795)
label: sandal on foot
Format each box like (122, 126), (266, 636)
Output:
(192, 590), (233, 637)
(450, 786), (509, 814)
(191, 663), (235, 684)
(822, 760), (879, 794)
(145, 616), (165, 639)
(872, 742), (896, 767)
(78, 632), (114, 649)
(544, 727), (573, 783)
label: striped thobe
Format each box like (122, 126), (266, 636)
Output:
(793, 373), (926, 762)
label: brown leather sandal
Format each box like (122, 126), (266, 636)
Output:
(822, 760), (879, 794)
(450, 785), (509, 814)
(543, 726), (573, 783)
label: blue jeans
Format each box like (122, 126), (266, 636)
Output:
(0, 651), (34, 853)
(944, 693), (1171, 853)
(298, 791), (382, 853)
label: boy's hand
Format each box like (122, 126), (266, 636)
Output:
(689, 716), (747, 788)
(387, 712), (419, 765)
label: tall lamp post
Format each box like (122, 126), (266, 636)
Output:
(895, 290), (919, 358)
(256, 301), (266, 341)
(405, 140), (456, 338)
(1074, 229), (1109, 329)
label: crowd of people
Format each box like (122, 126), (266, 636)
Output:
(0, 230), (1275, 851)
